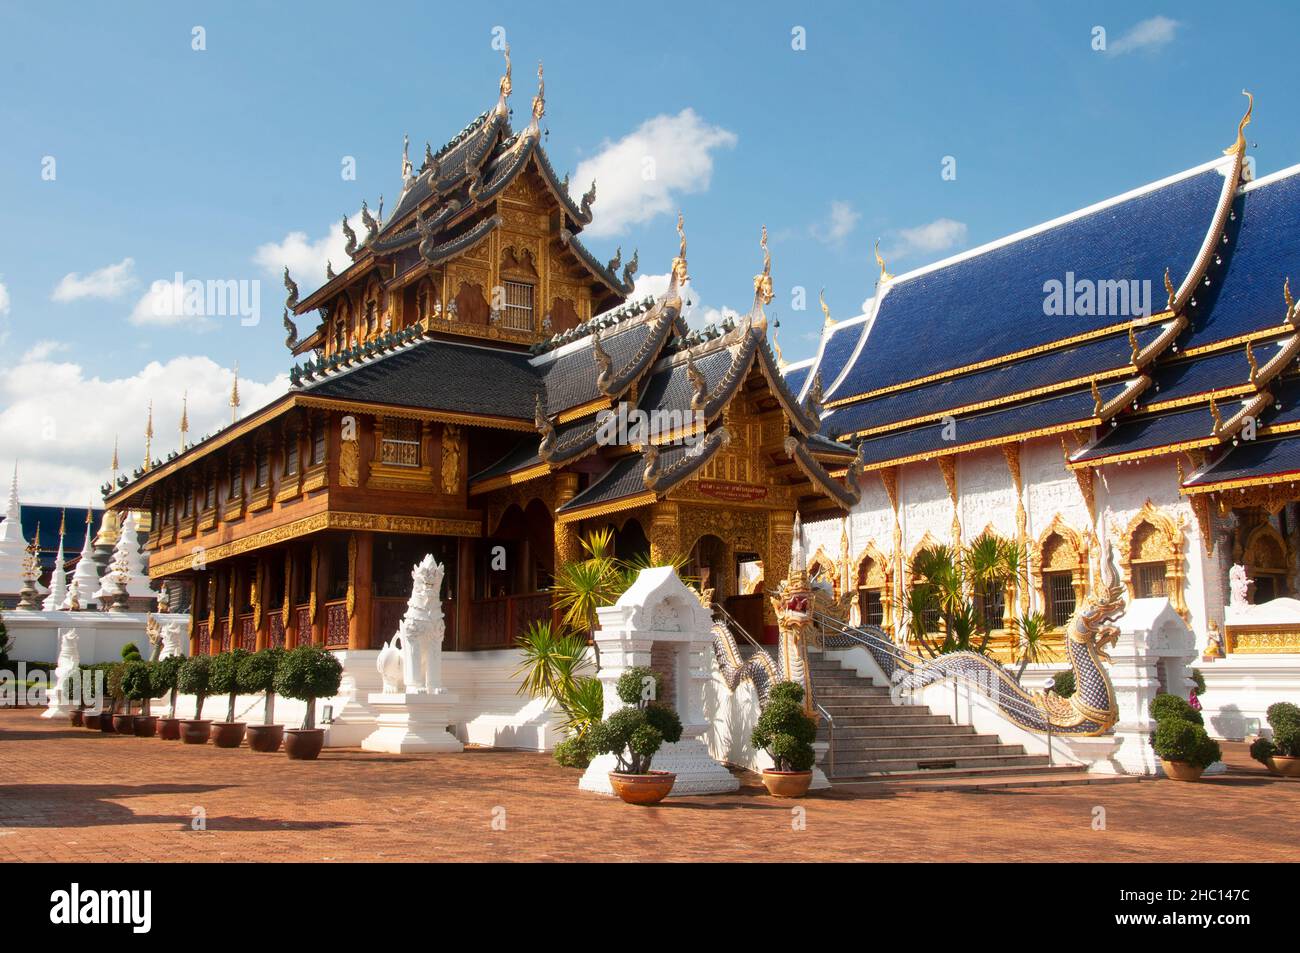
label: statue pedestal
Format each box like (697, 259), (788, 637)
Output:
(361, 692), (463, 754)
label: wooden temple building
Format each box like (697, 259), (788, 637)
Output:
(102, 52), (861, 656)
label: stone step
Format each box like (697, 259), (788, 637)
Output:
(818, 702), (932, 716)
(814, 675), (891, 687)
(815, 686), (895, 698)
(824, 713), (953, 727)
(820, 722), (977, 738)
(825, 731), (1005, 749)
(831, 752), (1050, 775)
(830, 764), (1131, 791)
(831, 742), (1026, 761)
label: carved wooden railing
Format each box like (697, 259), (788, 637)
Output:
(468, 592), (551, 650)
(294, 605), (313, 648)
(196, 620), (211, 655)
(216, 618), (232, 653)
(268, 613), (286, 649)
(324, 600), (349, 648)
(371, 596), (458, 649)
(237, 613), (256, 652)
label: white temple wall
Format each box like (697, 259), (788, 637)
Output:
(957, 447), (1017, 540)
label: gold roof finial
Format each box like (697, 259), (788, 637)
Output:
(1163, 267), (1177, 312)
(110, 435), (119, 482)
(1285, 277), (1295, 321)
(1209, 394), (1224, 431)
(771, 322), (786, 367)
(143, 401), (154, 471)
(530, 61), (545, 126)
(1224, 89), (1253, 156)
(752, 224), (773, 307)
(1090, 379), (1103, 417)
(85, 502), (93, 527)
(497, 41), (512, 106)
(874, 239), (894, 284)
(819, 288), (836, 328)
(1246, 340), (1260, 387)
(58, 507), (66, 539)
(671, 211), (689, 285)
(230, 362), (241, 423)
(1128, 326), (1141, 367)
(179, 390), (189, 448)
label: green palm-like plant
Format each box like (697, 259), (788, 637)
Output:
(559, 676), (605, 739)
(1011, 611), (1055, 684)
(515, 620), (590, 701)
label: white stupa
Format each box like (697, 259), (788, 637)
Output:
(41, 510), (69, 610)
(0, 464), (29, 596)
(102, 511), (151, 608)
(70, 506), (102, 608)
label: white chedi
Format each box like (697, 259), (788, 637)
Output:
(98, 511), (149, 604)
(42, 533), (69, 611)
(0, 464), (29, 597)
(42, 629), (80, 718)
(375, 554), (447, 694)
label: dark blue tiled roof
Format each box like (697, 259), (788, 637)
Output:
(1186, 434), (1300, 487)
(848, 381), (1127, 467)
(1181, 169), (1300, 350)
(827, 324), (1164, 436)
(636, 346), (741, 418)
(808, 320), (867, 396)
(20, 505), (103, 573)
(1147, 346), (1259, 405)
(782, 363), (812, 398)
(829, 163), (1231, 401)
(1072, 405), (1212, 463)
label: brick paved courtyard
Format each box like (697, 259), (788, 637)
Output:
(1, 709), (1294, 862)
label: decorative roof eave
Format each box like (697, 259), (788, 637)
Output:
(291, 326), (325, 357)
(555, 490), (657, 524)
(532, 147), (594, 229)
(421, 214), (502, 266)
(292, 394), (536, 432)
(593, 303), (680, 403)
(861, 416), (1104, 474)
(1097, 375), (1152, 420)
(753, 333), (820, 437)
(1181, 470), (1300, 496)
(559, 228), (636, 296)
(469, 460), (552, 495)
(784, 436), (860, 509)
(103, 394), (298, 509)
(646, 428), (731, 495)
(294, 254), (380, 315)
(1212, 390), (1273, 441)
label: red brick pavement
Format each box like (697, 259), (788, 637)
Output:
(1, 709), (1294, 862)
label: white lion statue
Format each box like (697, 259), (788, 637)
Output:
(1229, 563), (1250, 607)
(159, 621), (186, 660)
(42, 629), (80, 718)
(376, 555), (447, 694)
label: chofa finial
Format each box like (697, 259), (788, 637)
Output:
(874, 239), (894, 284)
(1164, 267), (1177, 312)
(671, 211), (689, 285)
(530, 61), (545, 126)
(752, 225), (773, 307)
(820, 288), (835, 327)
(497, 42), (512, 112)
(1224, 89), (1253, 156)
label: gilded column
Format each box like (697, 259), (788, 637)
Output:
(648, 501), (682, 567)
(766, 509), (795, 629)
(879, 467), (903, 638)
(553, 473), (582, 568)
(309, 542), (324, 647)
(252, 555), (266, 650)
(348, 532), (373, 650)
(1002, 445), (1030, 615)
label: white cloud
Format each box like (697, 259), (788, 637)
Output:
(129, 278), (207, 328)
(21, 340), (69, 362)
(0, 351), (287, 506)
(810, 201), (860, 244)
(574, 109), (737, 237)
(1106, 16), (1179, 56)
(253, 211), (366, 291)
(0, 279), (10, 315)
(51, 257), (137, 302)
(888, 218), (969, 260)
(630, 271), (737, 333)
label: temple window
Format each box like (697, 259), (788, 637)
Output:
(1132, 560), (1168, 598)
(1242, 523), (1290, 602)
(1043, 570), (1076, 628)
(164, 492), (175, 525)
(311, 418), (327, 465)
(284, 432), (299, 476)
(227, 456), (243, 500)
(977, 582), (1005, 630)
(855, 549), (892, 633)
(380, 417), (421, 467)
(254, 443), (270, 488)
(204, 473), (216, 510)
(502, 280), (535, 331)
(182, 481), (192, 517)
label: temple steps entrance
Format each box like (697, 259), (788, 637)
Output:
(810, 656), (1115, 790)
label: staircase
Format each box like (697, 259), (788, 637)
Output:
(811, 655), (1113, 790)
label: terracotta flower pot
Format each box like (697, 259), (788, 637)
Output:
(246, 724), (285, 753)
(69, 710), (84, 727)
(133, 715), (158, 738)
(210, 722), (247, 748)
(180, 719), (212, 744)
(284, 728), (325, 760)
(608, 771), (676, 805)
(1161, 759), (1205, 782)
(761, 769), (814, 798)
(158, 718), (181, 741)
(83, 712), (102, 730)
(111, 714), (136, 734)
(1270, 755), (1300, 778)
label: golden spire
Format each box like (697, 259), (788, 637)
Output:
(1163, 267), (1177, 312)
(1224, 89), (1253, 156)
(820, 288), (836, 328)
(110, 436), (119, 483)
(671, 211), (689, 285)
(874, 239), (894, 284)
(752, 224), (773, 306)
(143, 401), (154, 471)
(230, 362), (241, 423)
(85, 502), (93, 528)
(179, 390), (189, 448)
(58, 507), (66, 539)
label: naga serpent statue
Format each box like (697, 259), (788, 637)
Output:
(714, 521), (1125, 737)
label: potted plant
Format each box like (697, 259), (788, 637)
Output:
(1149, 693), (1219, 781)
(588, 666), (682, 804)
(208, 648), (250, 748)
(107, 662), (133, 734)
(239, 648), (285, 752)
(154, 655), (185, 740)
(273, 646), (343, 760)
(752, 681), (818, 797)
(1249, 702), (1300, 777)
(121, 661), (161, 737)
(176, 655), (214, 744)
(81, 664), (106, 730)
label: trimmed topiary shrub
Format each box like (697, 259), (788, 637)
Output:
(209, 648), (251, 723)
(1052, 670), (1076, 698)
(752, 680), (818, 772)
(1149, 692), (1203, 726)
(1152, 718), (1221, 769)
(588, 666), (682, 775)
(1250, 736), (1277, 766)
(1266, 701), (1300, 732)
(1252, 702), (1300, 762)
(106, 662), (127, 714)
(153, 655), (185, 716)
(238, 648), (284, 726)
(121, 661), (164, 717)
(553, 734), (594, 769)
(120, 642), (143, 662)
(273, 646), (343, 730)
(1189, 668), (1206, 696)
(176, 655), (214, 720)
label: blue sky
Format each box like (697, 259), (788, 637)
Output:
(2, 0), (1298, 504)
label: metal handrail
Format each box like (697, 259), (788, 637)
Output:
(814, 611), (1049, 726)
(711, 601), (768, 655)
(814, 700), (835, 778)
